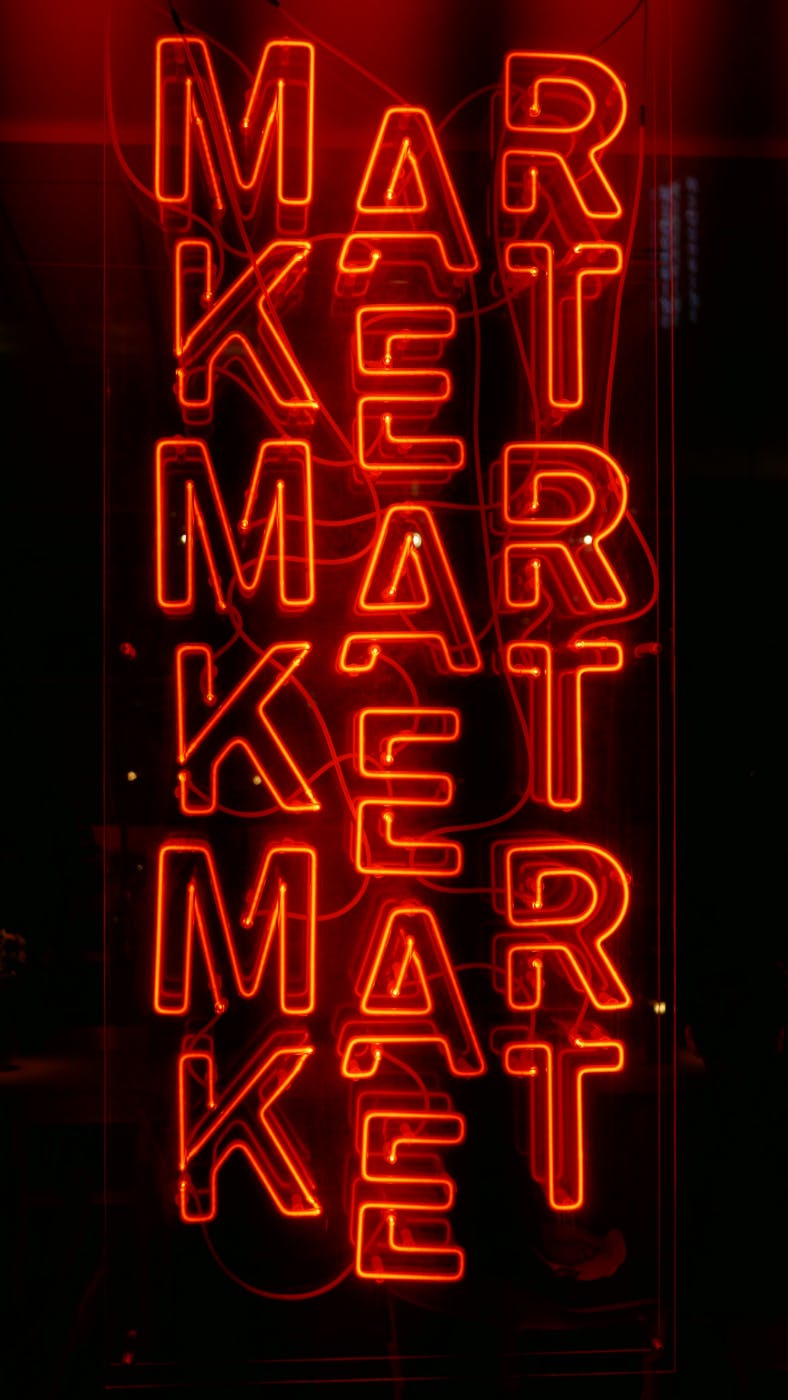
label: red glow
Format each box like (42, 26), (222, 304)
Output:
(174, 239), (316, 426)
(353, 1099), (466, 1280)
(502, 442), (629, 612)
(154, 840), (317, 1016)
(502, 1034), (624, 1211)
(503, 240), (623, 411)
(354, 304), (456, 386)
(339, 105), (479, 287)
(155, 38), (314, 231)
(337, 234), (473, 299)
(353, 303), (464, 477)
(129, 21), (660, 1267)
(498, 51), (628, 426)
(174, 642), (320, 814)
(177, 1033), (320, 1221)
(498, 840), (632, 1010)
(338, 902), (486, 1078)
(155, 436), (314, 614)
(341, 505), (481, 673)
(505, 638), (624, 808)
(355, 395), (465, 477)
(353, 707), (462, 876)
(502, 51), (627, 222)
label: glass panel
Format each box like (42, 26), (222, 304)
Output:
(104, 1), (675, 1385)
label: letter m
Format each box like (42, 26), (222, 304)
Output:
(154, 839), (317, 1015)
(155, 437), (314, 614)
(155, 37), (314, 231)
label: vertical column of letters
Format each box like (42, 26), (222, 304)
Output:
(494, 51), (635, 1211)
(142, 33), (652, 1279)
(153, 36), (324, 1227)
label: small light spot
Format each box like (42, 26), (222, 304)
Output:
(583, 533), (593, 545)
(653, 1001), (667, 1015)
(411, 532), (422, 548)
(251, 774), (262, 786)
(180, 534), (187, 544)
(127, 771), (138, 782)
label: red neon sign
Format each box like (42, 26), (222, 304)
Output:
(173, 238), (317, 426)
(495, 840), (632, 1011)
(154, 839), (317, 1015)
(339, 105), (479, 280)
(177, 1032), (320, 1221)
(155, 38), (315, 230)
(155, 436), (315, 613)
(501, 51), (627, 223)
(352, 1097), (466, 1280)
(124, 18), (665, 1300)
(337, 901), (486, 1079)
(500, 1033), (624, 1211)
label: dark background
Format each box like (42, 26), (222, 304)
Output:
(1, 1), (787, 1395)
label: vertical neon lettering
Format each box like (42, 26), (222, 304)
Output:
(338, 903), (486, 1077)
(177, 1033), (321, 1222)
(503, 241), (623, 411)
(154, 840), (317, 1015)
(338, 106), (479, 288)
(501, 52), (627, 223)
(502, 442), (629, 612)
(173, 239), (316, 425)
(175, 642), (320, 814)
(499, 840), (632, 1010)
(353, 707), (462, 876)
(505, 639), (624, 809)
(155, 436), (315, 613)
(502, 1035), (624, 1211)
(155, 38), (314, 231)
(339, 505), (481, 674)
(353, 1098), (466, 1280)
